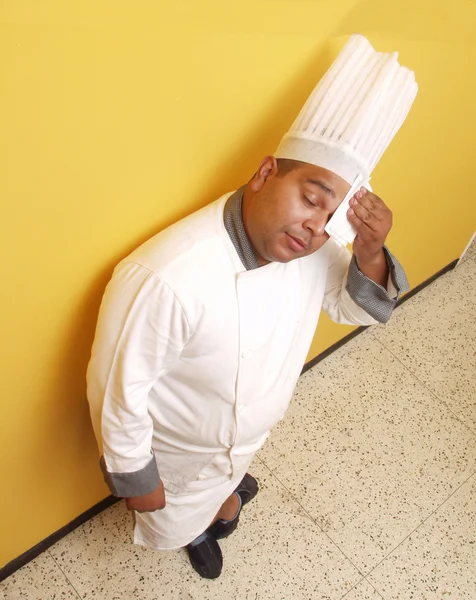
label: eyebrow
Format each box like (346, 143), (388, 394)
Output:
(306, 178), (336, 198)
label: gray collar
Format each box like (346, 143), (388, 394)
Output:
(223, 187), (259, 270)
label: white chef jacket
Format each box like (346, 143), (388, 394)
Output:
(87, 190), (401, 549)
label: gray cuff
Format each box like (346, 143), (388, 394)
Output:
(385, 247), (410, 295)
(346, 247), (410, 323)
(100, 451), (161, 498)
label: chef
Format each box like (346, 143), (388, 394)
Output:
(87, 34), (418, 579)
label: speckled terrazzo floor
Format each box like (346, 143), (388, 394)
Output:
(2, 248), (475, 600)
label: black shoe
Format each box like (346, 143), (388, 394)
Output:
(186, 531), (223, 579)
(208, 493), (242, 540)
(209, 474), (259, 540)
(234, 473), (259, 506)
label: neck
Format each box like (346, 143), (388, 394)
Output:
(241, 185), (269, 266)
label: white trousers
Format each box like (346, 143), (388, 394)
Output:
(133, 453), (252, 550)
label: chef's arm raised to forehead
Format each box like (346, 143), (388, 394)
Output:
(322, 241), (409, 325)
(87, 261), (190, 498)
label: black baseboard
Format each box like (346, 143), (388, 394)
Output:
(0, 496), (120, 582)
(301, 258), (458, 375)
(0, 258), (459, 583)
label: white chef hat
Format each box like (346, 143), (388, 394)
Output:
(275, 34), (418, 184)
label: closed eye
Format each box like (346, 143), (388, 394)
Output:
(304, 196), (316, 207)
(306, 178), (336, 199)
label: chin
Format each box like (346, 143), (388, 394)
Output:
(269, 248), (304, 264)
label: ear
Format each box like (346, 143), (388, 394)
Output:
(249, 156), (278, 192)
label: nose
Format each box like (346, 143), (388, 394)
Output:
(303, 209), (329, 237)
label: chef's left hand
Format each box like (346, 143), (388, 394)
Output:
(347, 187), (392, 259)
(347, 187), (392, 286)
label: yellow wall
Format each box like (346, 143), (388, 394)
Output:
(1, 1), (475, 566)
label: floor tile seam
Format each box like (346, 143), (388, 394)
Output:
(256, 456), (366, 578)
(337, 574), (367, 600)
(361, 470), (476, 582)
(372, 338), (476, 437)
(339, 575), (386, 600)
(47, 548), (83, 600)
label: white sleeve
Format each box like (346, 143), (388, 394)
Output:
(322, 243), (379, 327)
(86, 261), (190, 494)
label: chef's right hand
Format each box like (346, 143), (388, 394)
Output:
(125, 481), (166, 512)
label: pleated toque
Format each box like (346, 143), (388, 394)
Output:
(275, 34), (418, 184)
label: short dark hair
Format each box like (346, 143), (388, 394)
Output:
(276, 158), (306, 177)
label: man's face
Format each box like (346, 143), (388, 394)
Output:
(242, 157), (351, 265)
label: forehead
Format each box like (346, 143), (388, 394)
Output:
(293, 164), (351, 197)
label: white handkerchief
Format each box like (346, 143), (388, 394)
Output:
(324, 175), (372, 246)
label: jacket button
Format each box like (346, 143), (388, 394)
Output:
(241, 349), (251, 358)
